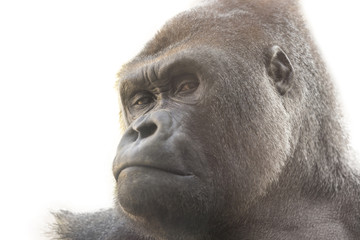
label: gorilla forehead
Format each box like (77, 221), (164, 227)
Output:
(118, 47), (235, 88)
(133, 0), (299, 59)
(131, 7), (258, 60)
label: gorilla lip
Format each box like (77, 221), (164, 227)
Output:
(115, 164), (193, 180)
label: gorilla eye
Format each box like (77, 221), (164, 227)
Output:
(174, 75), (199, 95)
(134, 96), (153, 106)
(178, 82), (198, 92)
(130, 92), (155, 109)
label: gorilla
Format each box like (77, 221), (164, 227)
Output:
(52, 0), (360, 239)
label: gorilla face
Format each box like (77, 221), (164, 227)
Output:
(113, 50), (219, 228)
(113, 50), (212, 227)
(113, 42), (294, 230)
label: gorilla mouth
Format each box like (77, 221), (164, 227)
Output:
(115, 164), (193, 180)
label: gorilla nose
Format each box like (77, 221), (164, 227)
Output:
(132, 116), (158, 140)
(113, 110), (176, 180)
(130, 110), (173, 141)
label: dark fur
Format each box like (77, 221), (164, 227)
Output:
(52, 0), (360, 239)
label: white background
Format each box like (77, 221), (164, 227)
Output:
(0, 0), (359, 239)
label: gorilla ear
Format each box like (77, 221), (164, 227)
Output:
(266, 46), (294, 95)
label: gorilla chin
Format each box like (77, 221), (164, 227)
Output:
(116, 166), (213, 229)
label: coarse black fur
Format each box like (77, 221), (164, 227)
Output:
(52, 0), (360, 239)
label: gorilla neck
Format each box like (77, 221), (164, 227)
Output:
(224, 124), (358, 239)
(133, 196), (349, 240)
(232, 190), (350, 240)
(124, 212), (212, 240)
(289, 109), (358, 196)
(124, 184), (351, 240)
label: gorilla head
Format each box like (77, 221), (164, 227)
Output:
(112, 0), (359, 238)
(52, 0), (360, 239)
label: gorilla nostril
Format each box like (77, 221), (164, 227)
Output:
(127, 129), (138, 142)
(138, 123), (157, 139)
